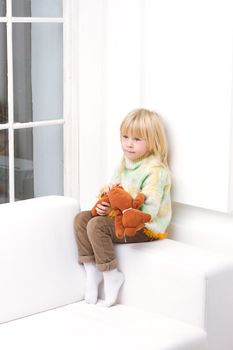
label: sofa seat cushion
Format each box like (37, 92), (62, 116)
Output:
(0, 301), (207, 350)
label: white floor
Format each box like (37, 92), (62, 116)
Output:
(0, 301), (207, 350)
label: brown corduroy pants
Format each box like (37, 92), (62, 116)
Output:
(74, 211), (154, 272)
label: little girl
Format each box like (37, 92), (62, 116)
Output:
(74, 108), (172, 307)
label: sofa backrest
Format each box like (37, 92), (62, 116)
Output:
(0, 196), (84, 324)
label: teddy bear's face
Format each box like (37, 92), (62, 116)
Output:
(108, 187), (133, 211)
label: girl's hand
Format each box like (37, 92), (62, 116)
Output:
(96, 201), (111, 216)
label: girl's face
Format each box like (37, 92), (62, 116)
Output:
(121, 134), (148, 161)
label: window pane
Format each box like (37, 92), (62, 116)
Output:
(13, 23), (63, 123)
(0, 130), (9, 203)
(14, 125), (63, 201)
(12, 0), (62, 17)
(0, 23), (8, 124)
(0, 1), (6, 16)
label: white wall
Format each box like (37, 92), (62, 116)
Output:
(78, 0), (143, 209)
(169, 201), (233, 256)
(78, 0), (107, 209)
(105, 0), (142, 176)
(144, 0), (233, 212)
(77, 0), (233, 248)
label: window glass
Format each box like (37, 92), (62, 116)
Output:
(14, 125), (63, 201)
(0, 23), (8, 124)
(0, 1), (6, 16)
(0, 130), (9, 203)
(12, 0), (62, 17)
(12, 23), (63, 123)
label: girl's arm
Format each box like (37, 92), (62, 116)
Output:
(140, 167), (170, 219)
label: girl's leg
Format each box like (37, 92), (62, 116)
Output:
(75, 214), (152, 306)
(85, 216), (124, 306)
(74, 211), (103, 304)
(100, 229), (154, 306)
(74, 211), (95, 264)
(102, 229), (154, 306)
(85, 215), (117, 271)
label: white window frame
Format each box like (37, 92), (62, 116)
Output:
(63, 0), (79, 201)
(0, 0), (79, 203)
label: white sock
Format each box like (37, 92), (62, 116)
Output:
(84, 262), (103, 304)
(103, 269), (125, 307)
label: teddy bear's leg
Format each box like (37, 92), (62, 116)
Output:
(122, 209), (151, 237)
(124, 226), (144, 237)
(114, 214), (125, 239)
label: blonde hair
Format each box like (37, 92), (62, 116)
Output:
(120, 108), (169, 168)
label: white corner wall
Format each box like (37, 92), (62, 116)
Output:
(77, 0), (233, 218)
(143, 0), (233, 212)
(77, 0), (107, 210)
(104, 0), (142, 177)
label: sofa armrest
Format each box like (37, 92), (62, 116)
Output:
(0, 196), (85, 324)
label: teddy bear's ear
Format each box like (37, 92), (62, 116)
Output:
(91, 202), (99, 217)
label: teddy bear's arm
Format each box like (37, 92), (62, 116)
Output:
(132, 192), (145, 209)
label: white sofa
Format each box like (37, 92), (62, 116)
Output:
(0, 196), (233, 350)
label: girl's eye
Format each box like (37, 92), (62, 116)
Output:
(133, 137), (141, 142)
(122, 135), (128, 139)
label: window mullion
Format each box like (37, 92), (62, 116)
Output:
(6, 0), (15, 202)
(11, 17), (63, 23)
(13, 119), (65, 130)
(63, 0), (79, 200)
(0, 124), (9, 130)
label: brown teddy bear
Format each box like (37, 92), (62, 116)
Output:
(91, 185), (151, 239)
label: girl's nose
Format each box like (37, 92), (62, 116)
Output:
(126, 138), (133, 147)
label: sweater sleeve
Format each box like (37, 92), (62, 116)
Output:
(140, 166), (169, 219)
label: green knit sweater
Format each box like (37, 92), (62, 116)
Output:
(110, 155), (172, 239)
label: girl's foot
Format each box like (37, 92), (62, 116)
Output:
(84, 262), (103, 304)
(103, 269), (125, 307)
